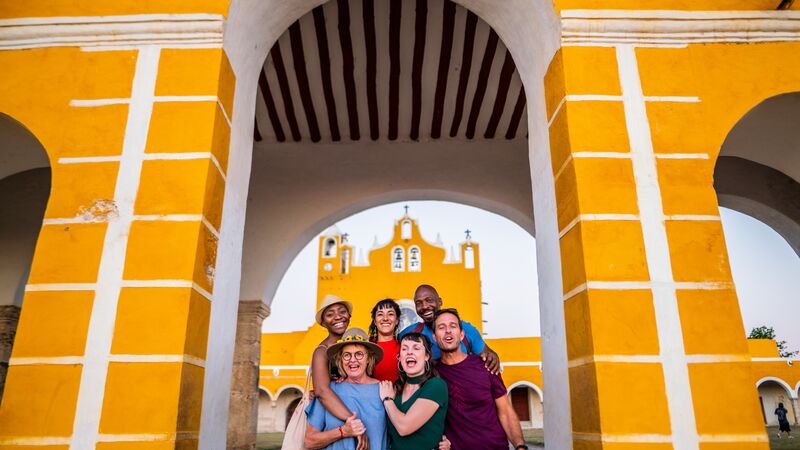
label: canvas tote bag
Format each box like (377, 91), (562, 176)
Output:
(281, 359), (314, 450)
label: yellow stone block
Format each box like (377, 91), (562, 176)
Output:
(53, 105), (130, 159)
(100, 362), (194, 434)
(135, 158), (226, 230)
(569, 364), (601, 434)
(688, 362), (765, 434)
(217, 51), (236, 119)
(0, 364), (81, 436)
(656, 158), (719, 216)
(574, 443), (673, 450)
(677, 289), (749, 355)
(556, 158), (639, 231)
(111, 288), (210, 359)
(566, 289), (659, 360)
(544, 49), (566, 120)
(97, 442), (195, 450)
(666, 221), (732, 282)
(563, 46), (621, 96)
(596, 362), (671, 434)
(28, 223), (107, 284)
(12, 290), (93, 358)
(46, 162), (119, 219)
(559, 224), (587, 294)
(124, 221), (215, 291)
(571, 221), (650, 287)
(548, 109), (571, 176)
(146, 102), (230, 173)
(647, 102), (712, 155)
(156, 48), (225, 97)
(636, 47), (700, 98)
(554, 159), (579, 231)
(554, 0), (780, 10)
(177, 364), (205, 431)
(565, 101), (630, 153)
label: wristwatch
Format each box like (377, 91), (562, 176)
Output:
(515, 445), (529, 450)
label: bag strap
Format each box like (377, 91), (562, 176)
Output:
(414, 322), (424, 333)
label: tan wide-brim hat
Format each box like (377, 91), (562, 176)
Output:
(315, 294), (354, 325)
(326, 328), (384, 364)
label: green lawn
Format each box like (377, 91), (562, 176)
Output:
(257, 427), (798, 449)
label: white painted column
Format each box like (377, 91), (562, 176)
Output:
(69, 46), (160, 450)
(616, 44), (699, 450)
(528, 73), (573, 449)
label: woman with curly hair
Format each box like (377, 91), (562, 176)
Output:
(368, 298), (401, 382)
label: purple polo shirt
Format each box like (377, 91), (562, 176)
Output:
(435, 354), (508, 450)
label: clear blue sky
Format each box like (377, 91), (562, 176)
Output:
(264, 202), (800, 354)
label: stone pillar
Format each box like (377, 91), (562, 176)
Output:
(792, 398), (800, 425)
(227, 300), (271, 450)
(0, 305), (21, 403)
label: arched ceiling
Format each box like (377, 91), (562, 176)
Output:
(253, 0), (527, 143)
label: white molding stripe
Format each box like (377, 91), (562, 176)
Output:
(655, 153), (710, 160)
(25, 283), (96, 291)
(664, 215), (721, 221)
(685, 354), (750, 363)
(58, 155), (121, 164)
(547, 97), (566, 128)
(563, 280), (734, 301)
(645, 96), (700, 103)
(70, 98), (130, 107)
(573, 432), (672, 443)
(500, 361), (543, 367)
(572, 151), (631, 159)
(617, 44), (698, 450)
(568, 355), (661, 368)
(752, 357), (800, 363)
(0, 14), (224, 50)
(108, 354), (206, 368)
(559, 214), (639, 239)
(566, 94), (621, 102)
(0, 437), (72, 446)
(547, 95), (699, 128)
(698, 434), (769, 443)
(70, 46), (160, 450)
(10, 354), (205, 368)
(9, 356), (83, 366)
(119, 279), (213, 301)
(561, 10), (800, 46)
(96, 432), (199, 442)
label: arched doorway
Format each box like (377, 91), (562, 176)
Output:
(0, 113), (51, 402)
(757, 378), (798, 426)
(509, 382), (544, 429)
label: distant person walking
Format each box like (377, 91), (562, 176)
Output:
(775, 402), (793, 439)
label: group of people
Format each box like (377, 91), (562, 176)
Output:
(302, 284), (528, 450)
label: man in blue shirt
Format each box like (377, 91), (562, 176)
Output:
(399, 284), (501, 373)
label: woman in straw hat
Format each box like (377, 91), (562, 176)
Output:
(305, 328), (388, 450)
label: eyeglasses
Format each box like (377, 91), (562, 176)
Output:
(342, 351), (366, 362)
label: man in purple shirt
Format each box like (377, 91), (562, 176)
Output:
(432, 308), (527, 450)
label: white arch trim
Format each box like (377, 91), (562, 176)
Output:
(258, 386), (275, 402)
(275, 384), (305, 399)
(508, 381), (544, 403)
(756, 377), (798, 399)
(796, 380), (800, 397)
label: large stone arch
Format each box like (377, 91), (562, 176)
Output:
(714, 92), (800, 256)
(211, 1), (565, 449)
(0, 113), (51, 402)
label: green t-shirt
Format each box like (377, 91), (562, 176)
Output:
(387, 376), (448, 450)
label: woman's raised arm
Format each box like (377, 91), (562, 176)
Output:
(311, 346), (352, 421)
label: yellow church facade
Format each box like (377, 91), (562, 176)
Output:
(1, 0), (800, 449)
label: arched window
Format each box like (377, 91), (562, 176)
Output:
(392, 246), (405, 272)
(401, 220), (412, 240)
(464, 245), (475, 269)
(408, 246), (421, 272)
(323, 238), (336, 258)
(341, 249), (350, 274)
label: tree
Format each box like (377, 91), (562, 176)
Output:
(748, 326), (799, 358)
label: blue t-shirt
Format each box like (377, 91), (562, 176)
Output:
(399, 320), (486, 360)
(305, 382), (388, 450)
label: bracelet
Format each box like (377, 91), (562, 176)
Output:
(515, 445), (529, 450)
(338, 426), (344, 438)
(382, 396), (394, 403)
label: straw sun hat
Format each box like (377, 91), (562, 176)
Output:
(326, 328), (384, 363)
(315, 294), (354, 325)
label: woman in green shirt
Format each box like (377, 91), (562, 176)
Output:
(378, 332), (449, 450)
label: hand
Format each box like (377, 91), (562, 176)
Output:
(480, 347), (501, 375)
(342, 412), (365, 437)
(308, 389), (316, 400)
(356, 433), (371, 450)
(379, 380), (395, 400)
(438, 434), (451, 450)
